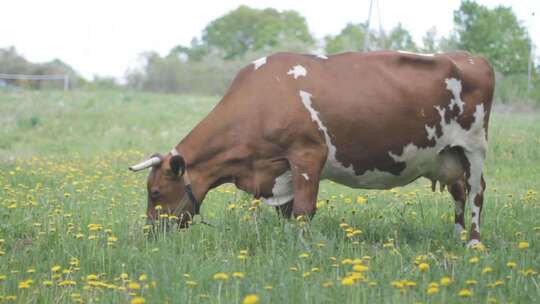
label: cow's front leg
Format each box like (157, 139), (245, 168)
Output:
(287, 149), (326, 219)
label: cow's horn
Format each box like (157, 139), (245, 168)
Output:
(129, 156), (162, 172)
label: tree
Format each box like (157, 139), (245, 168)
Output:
(325, 23), (417, 54)
(201, 5), (314, 60)
(324, 23), (370, 54)
(453, 0), (530, 74)
(421, 27), (438, 53)
(169, 38), (208, 62)
(376, 23), (417, 51)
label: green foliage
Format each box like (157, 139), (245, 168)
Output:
(453, 0), (531, 75)
(324, 23), (370, 54)
(325, 22), (417, 54)
(201, 5), (314, 60)
(421, 27), (438, 53)
(378, 23), (417, 51)
(495, 73), (540, 104)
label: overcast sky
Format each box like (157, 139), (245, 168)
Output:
(0, 0), (538, 79)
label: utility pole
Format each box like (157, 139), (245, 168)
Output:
(363, 0), (374, 52)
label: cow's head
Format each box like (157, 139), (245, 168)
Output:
(129, 153), (194, 229)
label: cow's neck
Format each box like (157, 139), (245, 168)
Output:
(174, 105), (246, 203)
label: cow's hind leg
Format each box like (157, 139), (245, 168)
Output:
(449, 176), (467, 240)
(287, 148), (326, 219)
(464, 151), (487, 248)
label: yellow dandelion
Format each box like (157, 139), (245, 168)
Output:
(322, 281), (334, 288)
(506, 261), (517, 269)
(482, 267), (493, 274)
(440, 277), (452, 286)
(427, 286), (439, 295)
(418, 263), (430, 272)
(468, 257), (479, 264)
(58, 280), (76, 286)
(405, 280), (416, 287)
(341, 277), (355, 286)
(51, 265), (62, 272)
(353, 264), (369, 272)
(139, 274), (148, 281)
(356, 196), (367, 204)
(186, 280), (197, 287)
(458, 288), (473, 297)
(518, 241), (529, 249)
(213, 272), (229, 281)
(131, 297), (146, 304)
(465, 279), (478, 286)
(233, 272), (245, 279)
(298, 253), (310, 259)
(242, 294), (259, 304)
(128, 282), (141, 290)
(19, 280), (32, 289)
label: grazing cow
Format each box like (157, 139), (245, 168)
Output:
(129, 51), (494, 247)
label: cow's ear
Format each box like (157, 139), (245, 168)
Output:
(169, 155), (186, 177)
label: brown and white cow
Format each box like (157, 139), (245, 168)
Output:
(129, 51), (494, 247)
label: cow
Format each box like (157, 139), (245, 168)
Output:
(129, 51), (494, 247)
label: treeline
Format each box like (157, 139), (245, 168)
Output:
(0, 47), (81, 89)
(124, 1), (539, 103)
(1, 1), (538, 103)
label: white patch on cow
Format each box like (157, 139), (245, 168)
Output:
(445, 78), (465, 114)
(287, 65), (307, 79)
(262, 170), (294, 206)
(425, 125), (437, 141)
(301, 173), (309, 181)
(397, 50), (435, 57)
(170, 148), (179, 156)
(468, 57), (475, 64)
(316, 54), (328, 59)
(471, 205), (481, 233)
(253, 57), (267, 70)
(466, 238), (481, 248)
(299, 90), (348, 175)
(299, 90), (395, 188)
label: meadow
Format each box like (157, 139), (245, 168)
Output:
(0, 89), (539, 303)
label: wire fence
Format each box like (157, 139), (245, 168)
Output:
(0, 73), (69, 91)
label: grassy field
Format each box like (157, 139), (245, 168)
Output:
(0, 89), (539, 304)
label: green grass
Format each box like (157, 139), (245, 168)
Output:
(0, 89), (539, 303)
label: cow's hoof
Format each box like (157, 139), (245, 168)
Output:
(466, 239), (482, 249)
